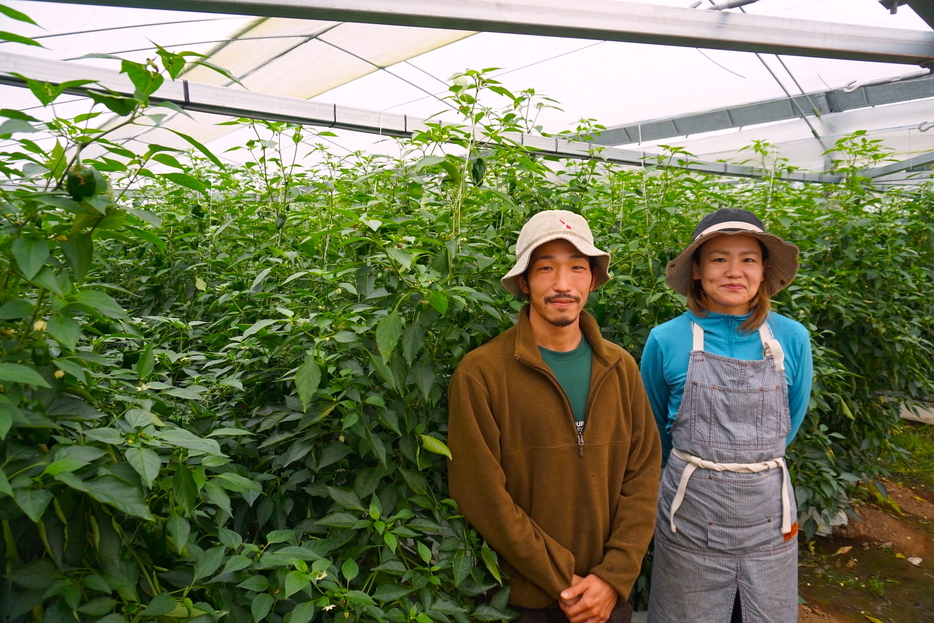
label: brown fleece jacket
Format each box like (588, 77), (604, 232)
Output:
(447, 306), (661, 608)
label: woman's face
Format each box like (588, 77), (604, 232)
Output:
(692, 234), (765, 316)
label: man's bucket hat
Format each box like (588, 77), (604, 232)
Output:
(665, 208), (799, 297)
(501, 210), (611, 299)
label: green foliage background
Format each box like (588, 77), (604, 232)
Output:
(2, 10), (934, 622)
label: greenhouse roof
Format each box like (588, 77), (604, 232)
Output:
(2, 0), (934, 182)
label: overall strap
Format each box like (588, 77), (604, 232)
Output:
(758, 322), (785, 372)
(691, 322), (704, 351)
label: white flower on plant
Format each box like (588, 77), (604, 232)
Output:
(323, 605), (336, 611)
(315, 570), (328, 581)
(33, 320), (47, 332)
(137, 383), (149, 391)
(452, 75), (470, 87)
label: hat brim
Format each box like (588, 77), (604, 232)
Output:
(665, 230), (799, 297)
(501, 233), (611, 298)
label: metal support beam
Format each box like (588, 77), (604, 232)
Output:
(879, 1), (909, 15)
(862, 150), (934, 178)
(880, 0), (934, 29)
(867, 171), (934, 188)
(31, 0), (934, 66)
(0, 51), (844, 184)
(589, 75), (934, 145)
(517, 134), (841, 183)
(908, 1), (934, 29)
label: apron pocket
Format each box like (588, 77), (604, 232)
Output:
(692, 385), (770, 450)
(706, 518), (779, 555)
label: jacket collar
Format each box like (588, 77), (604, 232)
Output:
(685, 309), (765, 338)
(686, 309), (753, 324)
(514, 304), (619, 369)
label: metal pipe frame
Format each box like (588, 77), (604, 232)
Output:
(908, 1), (934, 29)
(590, 75), (934, 146)
(880, 1), (934, 29)
(863, 150), (934, 178)
(14, 49), (924, 186)
(30, 0), (934, 66)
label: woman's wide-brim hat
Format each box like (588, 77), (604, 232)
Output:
(501, 210), (611, 299)
(665, 208), (799, 297)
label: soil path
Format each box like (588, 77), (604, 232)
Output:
(797, 480), (934, 623)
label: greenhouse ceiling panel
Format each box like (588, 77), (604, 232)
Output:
(1, 0), (933, 178)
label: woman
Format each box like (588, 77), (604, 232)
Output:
(642, 208), (813, 623)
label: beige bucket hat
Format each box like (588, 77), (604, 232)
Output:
(665, 208), (799, 297)
(501, 210), (611, 299)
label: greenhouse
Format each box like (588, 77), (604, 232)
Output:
(1, 1), (934, 622)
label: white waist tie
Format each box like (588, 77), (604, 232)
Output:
(668, 448), (792, 535)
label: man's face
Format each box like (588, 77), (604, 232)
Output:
(517, 239), (596, 328)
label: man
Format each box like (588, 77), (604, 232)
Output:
(448, 210), (661, 623)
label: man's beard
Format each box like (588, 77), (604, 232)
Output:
(547, 315), (576, 328)
(544, 295), (580, 327)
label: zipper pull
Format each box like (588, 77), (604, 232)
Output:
(576, 421), (585, 456)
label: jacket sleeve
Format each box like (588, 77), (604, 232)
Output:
(591, 355), (662, 600)
(447, 365), (576, 600)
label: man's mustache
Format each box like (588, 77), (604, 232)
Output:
(545, 295), (580, 304)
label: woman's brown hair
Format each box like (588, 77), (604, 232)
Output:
(687, 238), (771, 333)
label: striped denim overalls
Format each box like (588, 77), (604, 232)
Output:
(648, 322), (798, 623)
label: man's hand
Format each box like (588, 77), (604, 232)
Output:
(560, 574), (584, 607)
(558, 574), (618, 623)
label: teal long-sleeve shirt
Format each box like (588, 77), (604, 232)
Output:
(640, 310), (813, 465)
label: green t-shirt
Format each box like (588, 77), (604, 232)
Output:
(539, 336), (592, 434)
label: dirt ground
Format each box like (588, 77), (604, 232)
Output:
(797, 480), (934, 623)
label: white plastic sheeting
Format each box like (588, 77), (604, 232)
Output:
(0, 0), (932, 177)
(180, 19), (473, 97)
